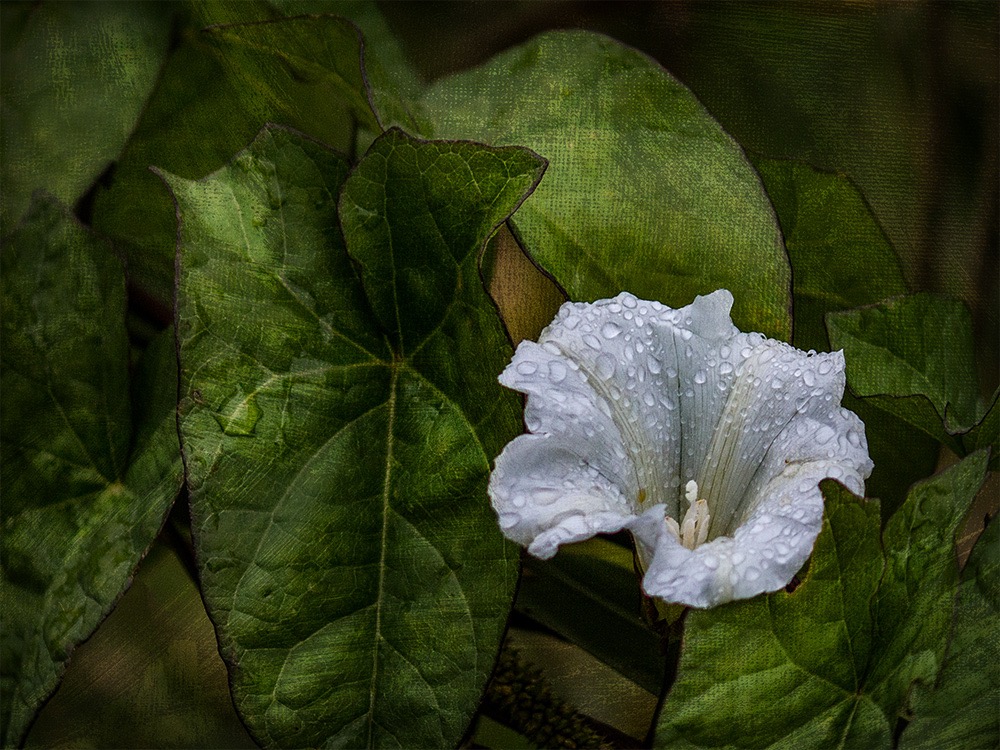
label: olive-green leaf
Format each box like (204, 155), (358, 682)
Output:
(753, 159), (907, 353)
(654, 451), (989, 749)
(827, 294), (985, 453)
(91, 5), (395, 308)
(753, 158), (934, 512)
(167, 126), (545, 748)
(421, 30), (791, 341)
(0, 0), (172, 232)
(900, 515), (999, 749)
(0, 196), (183, 747)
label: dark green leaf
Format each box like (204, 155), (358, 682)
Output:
(0, 197), (183, 746)
(900, 515), (999, 749)
(92, 5), (396, 307)
(167, 126), (545, 748)
(516, 538), (665, 695)
(753, 159), (907, 353)
(422, 30), (791, 340)
(654, 452), (989, 749)
(0, 1), (173, 231)
(865, 450), (990, 719)
(827, 294), (985, 451)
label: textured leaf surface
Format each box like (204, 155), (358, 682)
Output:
(900, 515), (999, 749)
(827, 294), (985, 451)
(422, 30), (791, 340)
(92, 3), (400, 306)
(169, 126), (544, 748)
(754, 159), (907, 353)
(0, 0), (172, 231)
(0, 197), (183, 746)
(654, 452), (988, 749)
(755, 158), (935, 511)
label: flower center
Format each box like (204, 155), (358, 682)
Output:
(664, 480), (711, 550)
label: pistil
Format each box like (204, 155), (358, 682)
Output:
(665, 480), (711, 550)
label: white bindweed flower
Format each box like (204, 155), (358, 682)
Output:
(488, 290), (873, 609)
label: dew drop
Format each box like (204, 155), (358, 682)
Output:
(643, 391), (656, 407)
(594, 353), (616, 379)
(679, 328), (694, 341)
(600, 321), (622, 339)
(533, 488), (561, 506)
(802, 369), (817, 387)
(693, 370), (707, 385)
(818, 359), (834, 375)
(648, 356), (662, 374)
(719, 362), (734, 375)
(548, 361), (568, 383)
(516, 361), (538, 376)
(703, 554), (719, 570)
(622, 294), (637, 309)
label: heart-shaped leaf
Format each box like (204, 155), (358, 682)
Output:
(166, 125), (545, 748)
(422, 30), (791, 341)
(1, 196), (182, 746)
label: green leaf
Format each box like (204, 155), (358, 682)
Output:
(0, 0), (173, 232)
(653, 452), (989, 749)
(827, 294), (985, 452)
(422, 30), (791, 341)
(167, 126), (545, 748)
(0, 196), (183, 747)
(900, 515), (999, 749)
(753, 159), (907, 353)
(516, 538), (665, 694)
(91, 6), (392, 307)
(753, 158), (935, 511)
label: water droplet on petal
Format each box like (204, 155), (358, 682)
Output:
(694, 370), (707, 384)
(548, 361), (567, 383)
(647, 356), (662, 374)
(703, 554), (719, 570)
(516, 361), (538, 376)
(595, 353), (616, 379)
(622, 294), (637, 309)
(534, 488), (561, 506)
(600, 321), (622, 339)
(818, 359), (834, 375)
(719, 362), (734, 375)
(802, 369), (817, 387)
(744, 566), (761, 582)
(643, 391), (656, 407)
(583, 334), (601, 350)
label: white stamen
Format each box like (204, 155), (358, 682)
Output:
(672, 480), (711, 550)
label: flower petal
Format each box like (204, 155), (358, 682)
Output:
(489, 432), (662, 558)
(643, 459), (853, 608)
(506, 290), (746, 519)
(696, 344), (872, 538)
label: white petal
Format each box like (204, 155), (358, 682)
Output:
(489, 432), (650, 558)
(514, 290), (743, 518)
(696, 343), (872, 538)
(644, 459), (863, 608)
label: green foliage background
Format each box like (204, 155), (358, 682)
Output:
(1, 2), (996, 749)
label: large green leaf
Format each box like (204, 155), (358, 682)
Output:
(91, 3), (404, 308)
(653, 451), (989, 749)
(900, 515), (999, 749)
(0, 196), (183, 747)
(167, 126), (545, 748)
(754, 159), (935, 511)
(753, 159), (907, 353)
(0, 0), (173, 232)
(827, 294), (986, 453)
(421, 30), (791, 341)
